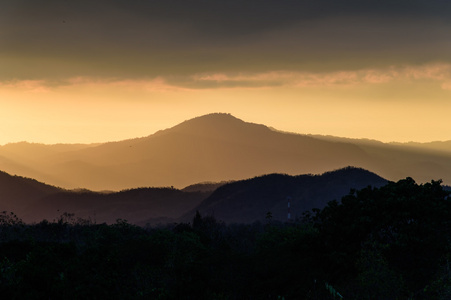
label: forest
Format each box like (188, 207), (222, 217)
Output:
(0, 178), (450, 299)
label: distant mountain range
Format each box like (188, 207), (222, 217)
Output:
(1, 113), (450, 190)
(0, 167), (389, 224)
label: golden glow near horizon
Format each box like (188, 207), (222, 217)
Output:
(2, 1), (451, 145)
(1, 63), (451, 145)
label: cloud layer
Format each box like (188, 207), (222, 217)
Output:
(3, 64), (451, 92)
(2, 0), (451, 80)
(1, 1), (451, 145)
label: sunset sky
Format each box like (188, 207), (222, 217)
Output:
(1, 0), (451, 145)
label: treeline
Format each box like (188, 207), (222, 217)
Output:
(0, 178), (450, 299)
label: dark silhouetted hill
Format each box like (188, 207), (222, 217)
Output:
(181, 181), (230, 193)
(0, 167), (390, 226)
(0, 169), (208, 224)
(23, 187), (209, 225)
(181, 167), (388, 223)
(0, 170), (63, 214)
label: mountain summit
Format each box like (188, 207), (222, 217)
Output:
(154, 113), (270, 140)
(0, 113), (451, 190)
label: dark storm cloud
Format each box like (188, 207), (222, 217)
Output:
(1, 0), (451, 81)
(5, 0), (451, 37)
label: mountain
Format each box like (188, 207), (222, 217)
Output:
(22, 188), (209, 225)
(2, 166), (444, 226)
(0, 170), (63, 214)
(1, 113), (451, 190)
(390, 140), (451, 154)
(0, 114), (371, 190)
(0, 166), (388, 225)
(180, 167), (388, 224)
(0, 169), (211, 225)
(310, 134), (451, 184)
(181, 181), (230, 193)
(0, 142), (100, 188)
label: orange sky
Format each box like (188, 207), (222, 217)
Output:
(1, 1), (451, 145)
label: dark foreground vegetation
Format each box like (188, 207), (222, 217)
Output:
(0, 178), (450, 299)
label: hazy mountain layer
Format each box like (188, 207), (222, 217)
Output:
(1, 113), (450, 190)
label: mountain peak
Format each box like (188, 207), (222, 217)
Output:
(182, 166), (389, 223)
(176, 113), (247, 128)
(186, 112), (240, 121)
(156, 113), (271, 139)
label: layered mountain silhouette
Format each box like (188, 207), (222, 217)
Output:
(0, 170), (211, 224)
(0, 113), (450, 190)
(179, 167), (388, 224)
(23, 188), (209, 225)
(0, 167), (388, 225)
(0, 170), (62, 213)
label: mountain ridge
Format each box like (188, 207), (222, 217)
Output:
(0, 113), (450, 190)
(179, 166), (388, 224)
(0, 166), (390, 225)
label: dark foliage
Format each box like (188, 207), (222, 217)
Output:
(0, 178), (450, 299)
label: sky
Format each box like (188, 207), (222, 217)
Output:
(1, 0), (451, 145)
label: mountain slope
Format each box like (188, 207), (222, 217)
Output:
(0, 169), (212, 224)
(22, 188), (210, 225)
(181, 167), (388, 223)
(0, 170), (63, 214)
(391, 140), (451, 154)
(310, 134), (451, 183)
(0, 114), (372, 190)
(0, 113), (451, 190)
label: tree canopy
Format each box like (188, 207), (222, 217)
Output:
(0, 178), (450, 299)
